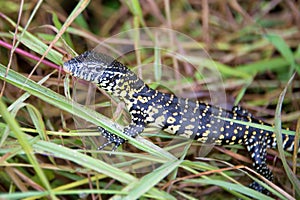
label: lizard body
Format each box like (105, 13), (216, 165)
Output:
(63, 51), (299, 193)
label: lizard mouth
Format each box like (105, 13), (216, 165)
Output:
(62, 62), (72, 74)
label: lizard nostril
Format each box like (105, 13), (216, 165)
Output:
(63, 63), (72, 74)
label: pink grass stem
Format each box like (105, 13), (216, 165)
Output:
(0, 39), (62, 70)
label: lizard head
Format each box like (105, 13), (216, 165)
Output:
(63, 51), (117, 84)
(63, 51), (143, 95)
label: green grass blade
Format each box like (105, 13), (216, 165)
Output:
(34, 140), (135, 184)
(26, 104), (47, 141)
(0, 98), (56, 199)
(0, 64), (175, 160)
(0, 72), (53, 146)
(17, 31), (63, 65)
(1, 121), (172, 199)
(187, 179), (274, 200)
(181, 55), (252, 79)
(264, 34), (295, 69)
(274, 73), (300, 196)
(124, 160), (181, 200)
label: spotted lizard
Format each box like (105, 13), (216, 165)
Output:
(63, 50), (299, 194)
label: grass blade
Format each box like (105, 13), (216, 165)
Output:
(0, 64), (175, 160)
(0, 98), (56, 199)
(274, 73), (300, 196)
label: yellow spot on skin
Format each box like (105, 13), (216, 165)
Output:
(203, 130), (210, 137)
(231, 136), (236, 141)
(197, 137), (205, 142)
(154, 116), (165, 127)
(219, 134), (225, 139)
(167, 117), (176, 124)
(164, 125), (180, 134)
(265, 132), (269, 136)
(220, 127), (225, 132)
(183, 130), (194, 138)
(234, 129), (238, 134)
(193, 107), (198, 113)
(186, 124), (195, 130)
(283, 134), (289, 143)
(120, 91), (127, 97)
(215, 140), (222, 145)
(252, 131), (256, 135)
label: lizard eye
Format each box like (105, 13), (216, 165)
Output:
(95, 66), (103, 72)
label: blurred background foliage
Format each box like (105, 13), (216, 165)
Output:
(0, 0), (299, 199)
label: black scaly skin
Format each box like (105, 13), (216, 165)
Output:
(63, 51), (299, 194)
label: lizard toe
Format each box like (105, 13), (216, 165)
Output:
(97, 127), (126, 151)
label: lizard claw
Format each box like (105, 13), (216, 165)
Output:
(97, 127), (126, 152)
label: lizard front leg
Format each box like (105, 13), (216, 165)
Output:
(98, 122), (145, 151)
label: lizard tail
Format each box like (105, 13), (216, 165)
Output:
(269, 133), (299, 153)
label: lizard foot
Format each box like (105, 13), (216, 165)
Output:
(97, 127), (126, 152)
